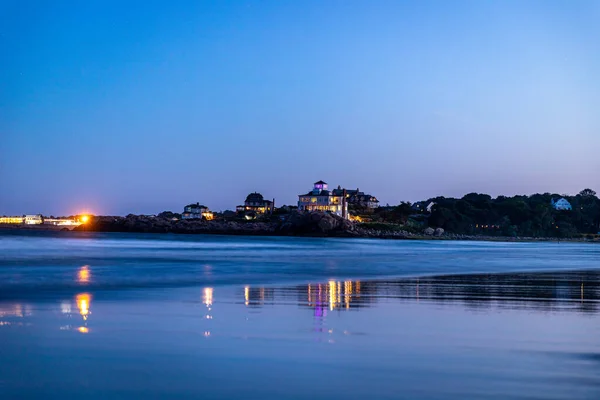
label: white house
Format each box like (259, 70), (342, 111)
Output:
(182, 203), (213, 220)
(24, 214), (43, 225)
(551, 198), (572, 211)
(298, 180), (348, 218)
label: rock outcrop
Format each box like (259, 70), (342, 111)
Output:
(76, 211), (355, 237)
(71, 213), (593, 242)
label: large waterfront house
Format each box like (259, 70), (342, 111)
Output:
(551, 198), (572, 211)
(298, 180), (348, 218)
(333, 187), (379, 209)
(236, 192), (274, 215)
(182, 203), (213, 220)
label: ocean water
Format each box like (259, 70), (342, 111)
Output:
(0, 231), (599, 399)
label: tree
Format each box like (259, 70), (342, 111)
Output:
(579, 188), (597, 198)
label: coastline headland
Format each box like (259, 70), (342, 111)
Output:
(69, 212), (598, 243)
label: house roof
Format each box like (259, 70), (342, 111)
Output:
(314, 180), (327, 185)
(350, 194), (378, 201)
(184, 203), (207, 209)
(245, 192), (265, 202)
(299, 190), (342, 197)
(331, 188), (373, 197)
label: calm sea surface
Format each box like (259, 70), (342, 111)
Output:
(1, 231), (599, 399)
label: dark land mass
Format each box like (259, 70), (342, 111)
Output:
(70, 212), (599, 243)
(407, 189), (600, 238)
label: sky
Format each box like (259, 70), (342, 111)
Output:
(1, 0), (599, 216)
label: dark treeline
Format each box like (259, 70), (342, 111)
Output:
(425, 189), (599, 237)
(362, 189), (600, 238)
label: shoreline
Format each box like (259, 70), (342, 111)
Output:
(2, 220), (597, 244)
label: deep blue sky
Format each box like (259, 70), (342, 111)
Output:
(1, 1), (599, 215)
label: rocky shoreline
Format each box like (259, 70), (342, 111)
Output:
(67, 212), (599, 243)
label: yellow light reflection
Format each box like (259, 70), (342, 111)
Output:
(309, 280), (361, 312)
(78, 326), (89, 334)
(329, 280), (336, 310)
(344, 281), (353, 309)
(76, 293), (92, 321)
(244, 286), (249, 306)
(77, 265), (91, 284)
(203, 287), (213, 307)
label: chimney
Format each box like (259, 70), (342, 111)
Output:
(272, 198), (275, 214)
(342, 189), (347, 219)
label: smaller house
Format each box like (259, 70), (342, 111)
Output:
(182, 203), (213, 220)
(43, 218), (80, 226)
(236, 193), (274, 215)
(332, 186), (379, 209)
(551, 198), (572, 211)
(24, 214), (43, 225)
(412, 201), (436, 213)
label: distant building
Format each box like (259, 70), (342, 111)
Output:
(236, 193), (274, 215)
(332, 186), (379, 209)
(0, 216), (24, 224)
(182, 203), (213, 220)
(24, 214), (43, 225)
(43, 218), (81, 226)
(551, 198), (572, 211)
(412, 201), (436, 213)
(298, 180), (348, 218)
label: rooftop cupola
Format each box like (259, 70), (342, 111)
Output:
(313, 180), (328, 192)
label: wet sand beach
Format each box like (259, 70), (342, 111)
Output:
(1, 232), (599, 399)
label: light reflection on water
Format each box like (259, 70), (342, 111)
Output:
(1, 271), (599, 399)
(1, 272), (598, 334)
(77, 265), (91, 284)
(238, 271), (600, 315)
(76, 293), (91, 320)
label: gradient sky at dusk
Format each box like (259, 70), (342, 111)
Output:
(1, 0), (599, 215)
